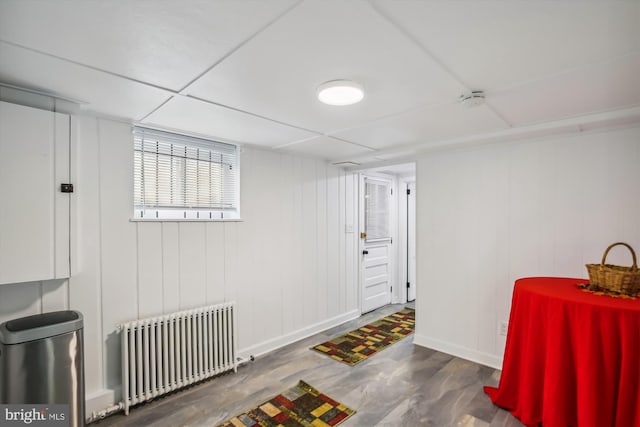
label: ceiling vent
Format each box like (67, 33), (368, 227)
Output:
(459, 90), (485, 108)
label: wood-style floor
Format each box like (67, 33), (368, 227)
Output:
(94, 303), (523, 427)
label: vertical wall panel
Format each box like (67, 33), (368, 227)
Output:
(178, 223), (207, 310)
(136, 222), (163, 318)
(507, 142), (546, 282)
(301, 158), (318, 325)
(97, 118), (138, 391)
(292, 156), (306, 327)
(245, 149), (284, 343)
(473, 150), (506, 356)
(234, 148), (258, 349)
(161, 222), (180, 314)
(326, 166), (340, 318)
(550, 138), (589, 277)
(41, 279), (68, 312)
(316, 161), (328, 321)
(279, 154), (296, 335)
(223, 222), (242, 345)
(338, 172), (347, 314)
(0, 281), (41, 322)
(345, 174), (358, 310)
(282, 154), (300, 332)
(205, 222), (226, 304)
(69, 115), (103, 396)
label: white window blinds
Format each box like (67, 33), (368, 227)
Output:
(133, 127), (240, 220)
(364, 179), (391, 241)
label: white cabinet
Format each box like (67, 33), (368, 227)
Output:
(0, 101), (70, 285)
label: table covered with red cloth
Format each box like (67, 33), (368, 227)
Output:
(484, 277), (640, 427)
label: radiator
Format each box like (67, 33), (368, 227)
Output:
(119, 301), (237, 414)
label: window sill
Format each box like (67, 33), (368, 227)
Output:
(130, 218), (244, 223)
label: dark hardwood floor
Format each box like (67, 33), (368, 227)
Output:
(93, 303), (523, 426)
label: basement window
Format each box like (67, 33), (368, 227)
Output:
(133, 127), (240, 220)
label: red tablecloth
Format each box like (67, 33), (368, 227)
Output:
(484, 277), (640, 427)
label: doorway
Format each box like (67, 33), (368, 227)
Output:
(358, 163), (416, 313)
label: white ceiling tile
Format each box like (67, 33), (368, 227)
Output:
(0, 0), (298, 91)
(333, 102), (509, 149)
(374, 1), (640, 92)
(0, 42), (172, 120)
(186, 0), (465, 133)
(141, 95), (316, 147)
(278, 136), (375, 160)
(489, 53), (640, 126)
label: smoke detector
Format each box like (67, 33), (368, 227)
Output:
(459, 90), (485, 108)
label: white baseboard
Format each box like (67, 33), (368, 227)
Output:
(85, 389), (115, 417)
(413, 333), (503, 370)
(239, 309), (361, 359)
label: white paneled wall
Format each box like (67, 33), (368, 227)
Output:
(0, 108), (360, 411)
(414, 126), (640, 369)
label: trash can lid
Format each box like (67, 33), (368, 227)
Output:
(0, 310), (83, 344)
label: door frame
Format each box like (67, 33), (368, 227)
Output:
(399, 180), (416, 303)
(358, 172), (397, 313)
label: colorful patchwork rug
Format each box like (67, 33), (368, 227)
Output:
(217, 380), (355, 427)
(311, 307), (415, 366)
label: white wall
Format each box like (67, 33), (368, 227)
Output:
(414, 125), (640, 368)
(0, 99), (360, 412)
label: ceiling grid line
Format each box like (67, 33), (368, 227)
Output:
(366, 0), (471, 93)
(138, 96), (176, 123)
(274, 135), (376, 152)
(0, 39), (176, 95)
(486, 50), (640, 99)
(176, 0), (304, 95)
(366, 1), (513, 129)
(184, 93), (323, 136)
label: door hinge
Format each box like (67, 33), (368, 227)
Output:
(407, 282), (410, 289)
(407, 188), (411, 195)
(390, 188), (393, 195)
(390, 286), (393, 292)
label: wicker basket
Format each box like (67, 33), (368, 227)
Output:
(586, 242), (640, 296)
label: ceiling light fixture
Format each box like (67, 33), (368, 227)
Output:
(459, 90), (485, 108)
(317, 80), (364, 106)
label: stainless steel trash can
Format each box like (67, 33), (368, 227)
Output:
(0, 310), (85, 427)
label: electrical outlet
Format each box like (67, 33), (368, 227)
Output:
(498, 321), (509, 336)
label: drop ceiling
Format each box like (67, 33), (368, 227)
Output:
(1, 0), (639, 166)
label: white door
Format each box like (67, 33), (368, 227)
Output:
(361, 176), (393, 313)
(407, 182), (416, 301)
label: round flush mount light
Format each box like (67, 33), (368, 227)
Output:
(317, 80), (364, 106)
